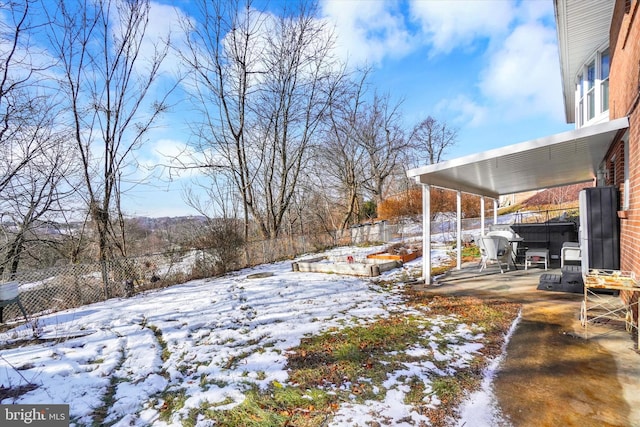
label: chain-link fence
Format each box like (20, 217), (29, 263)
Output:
(0, 250), (196, 324)
(0, 208), (571, 325)
(0, 231), (374, 325)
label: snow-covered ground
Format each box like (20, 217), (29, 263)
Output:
(0, 243), (516, 426)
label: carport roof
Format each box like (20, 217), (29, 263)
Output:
(406, 117), (629, 199)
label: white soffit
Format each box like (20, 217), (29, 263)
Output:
(406, 117), (629, 199)
(555, 0), (615, 123)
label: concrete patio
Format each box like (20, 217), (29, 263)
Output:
(412, 262), (640, 426)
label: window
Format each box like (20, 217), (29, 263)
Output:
(586, 61), (596, 120)
(577, 74), (584, 126)
(601, 50), (610, 113)
(575, 47), (610, 127)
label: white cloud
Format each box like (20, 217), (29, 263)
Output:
(479, 22), (563, 119)
(320, 0), (415, 65)
(436, 94), (489, 128)
(414, 1), (563, 125)
(135, 138), (208, 181)
(517, 0), (555, 24)
(151, 138), (192, 161)
(142, 136), (236, 184)
(145, 2), (191, 76)
(409, 0), (515, 55)
(107, 2), (189, 77)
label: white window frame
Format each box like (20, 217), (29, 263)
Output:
(600, 49), (610, 114)
(586, 60), (596, 121)
(574, 45), (610, 128)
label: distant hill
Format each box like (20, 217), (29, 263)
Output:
(521, 183), (591, 207)
(131, 215), (206, 230)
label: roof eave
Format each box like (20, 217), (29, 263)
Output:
(406, 116), (629, 199)
(555, 0), (574, 123)
(554, 0), (616, 125)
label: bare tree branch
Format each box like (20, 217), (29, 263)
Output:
(45, 0), (175, 296)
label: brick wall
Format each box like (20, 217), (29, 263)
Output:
(621, 113), (640, 272)
(610, 0), (640, 120)
(604, 139), (624, 187)
(609, 0), (640, 312)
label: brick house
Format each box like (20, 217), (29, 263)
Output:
(605, 0), (640, 314)
(407, 0), (639, 296)
(607, 0), (640, 281)
(557, 0), (640, 314)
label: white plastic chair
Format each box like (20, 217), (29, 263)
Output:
(486, 229), (515, 240)
(479, 235), (511, 273)
(487, 229), (521, 266)
(561, 242), (581, 268)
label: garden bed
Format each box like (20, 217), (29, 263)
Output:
(292, 256), (400, 277)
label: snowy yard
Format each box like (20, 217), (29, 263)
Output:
(0, 244), (519, 426)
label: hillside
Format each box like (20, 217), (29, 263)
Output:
(521, 183), (590, 207)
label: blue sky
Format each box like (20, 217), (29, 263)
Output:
(120, 0), (575, 217)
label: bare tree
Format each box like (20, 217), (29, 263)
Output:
(356, 91), (407, 206)
(45, 0), (175, 296)
(183, 174), (241, 223)
(0, 131), (76, 278)
(409, 116), (458, 165)
(318, 70), (408, 230)
(180, 0), (341, 239)
(178, 0), (261, 240)
(0, 0), (53, 194)
(321, 73), (368, 231)
(251, 4), (341, 238)
(545, 184), (576, 208)
(0, 0), (81, 279)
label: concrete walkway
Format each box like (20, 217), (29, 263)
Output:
(413, 263), (640, 427)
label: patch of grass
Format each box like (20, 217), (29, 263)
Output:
(243, 334), (270, 347)
(287, 317), (426, 392)
(156, 288), (520, 426)
(375, 268), (422, 289)
(147, 324), (170, 363)
(404, 376), (427, 406)
(222, 349), (253, 370)
(461, 244), (481, 259)
(432, 244), (482, 277)
(210, 378), (229, 388)
(91, 350), (126, 426)
(209, 396), (235, 408)
(430, 375), (462, 405)
(431, 264), (453, 276)
(158, 388), (188, 422)
(199, 373), (209, 388)
(418, 295), (519, 336)
(497, 203), (523, 215)
(195, 385), (333, 427)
